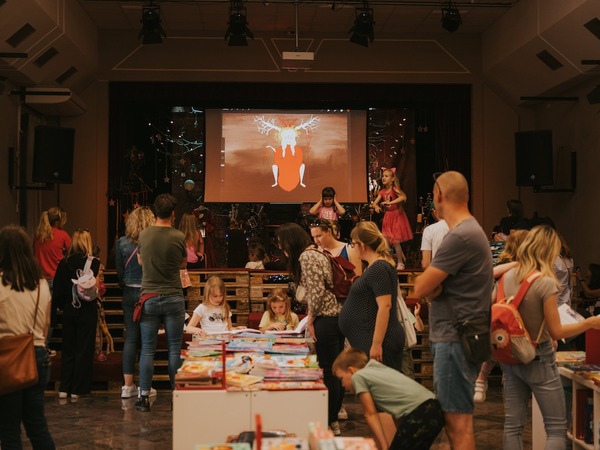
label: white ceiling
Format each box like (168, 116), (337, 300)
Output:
(77, 0), (518, 37)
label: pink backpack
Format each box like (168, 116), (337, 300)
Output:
(491, 270), (544, 365)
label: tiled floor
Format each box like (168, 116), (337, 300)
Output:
(24, 383), (531, 449)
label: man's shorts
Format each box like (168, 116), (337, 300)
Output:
(431, 340), (478, 414)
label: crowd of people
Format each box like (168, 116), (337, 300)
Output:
(3, 169), (600, 449)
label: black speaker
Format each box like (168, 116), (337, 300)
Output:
(32, 126), (75, 184)
(514, 130), (553, 186)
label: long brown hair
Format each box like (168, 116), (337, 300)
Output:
(0, 225), (41, 292)
(179, 213), (201, 252)
(276, 223), (313, 283)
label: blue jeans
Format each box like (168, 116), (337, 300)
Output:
(0, 346), (55, 449)
(138, 294), (185, 393)
(501, 341), (567, 450)
(122, 286), (141, 375)
(431, 340), (478, 414)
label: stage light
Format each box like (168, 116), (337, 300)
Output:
(139, 3), (166, 44)
(349, 6), (374, 47)
(441, 1), (462, 32)
(225, 0), (254, 46)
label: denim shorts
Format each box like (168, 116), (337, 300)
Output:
(431, 340), (478, 414)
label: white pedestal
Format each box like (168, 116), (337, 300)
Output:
(173, 389), (328, 448)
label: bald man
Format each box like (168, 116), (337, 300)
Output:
(413, 171), (493, 450)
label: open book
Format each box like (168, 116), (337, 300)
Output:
(265, 316), (309, 335)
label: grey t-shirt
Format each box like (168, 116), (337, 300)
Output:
(138, 226), (187, 295)
(501, 268), (558, 344)
(429, 217), (493, 342)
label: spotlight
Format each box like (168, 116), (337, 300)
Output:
(441, 1), (462, 33)
(225, 1), (254, 46)
(349, 7), (374, 47)
(139, 3), (166, 44)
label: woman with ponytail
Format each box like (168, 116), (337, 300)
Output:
(339, 221), (405, 372)
(34, 206), (70, 289)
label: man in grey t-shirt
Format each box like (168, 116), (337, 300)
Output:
(414, 171), (493, 450)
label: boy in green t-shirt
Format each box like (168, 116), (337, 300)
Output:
(333, 348), (444, 450)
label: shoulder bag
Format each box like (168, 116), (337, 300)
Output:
(0, 286), (40, 395)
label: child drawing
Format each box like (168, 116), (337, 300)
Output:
(258, 288), (299, 332)
(254, 115), (320, 191)
(186, 276), (231, 335)
(371, 168), (413, 270)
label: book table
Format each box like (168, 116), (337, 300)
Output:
(173, 389), (328, 447)
(533, 367), (600, 450)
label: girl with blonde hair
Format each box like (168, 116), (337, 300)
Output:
(371, 169), (413, 270)
(187, 276), (232, 335)
(115, 206), (156, 398)
(52, 229), (101, 399)
(259, 288), (299, 332)
(339, 221), (404, 372)
(34, 206), (70, 286)
(499, 225), (600, 448)
(178, 212), (205, 269)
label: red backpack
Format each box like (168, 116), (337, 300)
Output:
(307, 248), (356, 302)
(491, 270), (544, 365)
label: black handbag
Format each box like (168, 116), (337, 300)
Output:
(455, 316), (491, 365)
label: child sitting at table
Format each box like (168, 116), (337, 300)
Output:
(245, 242), (267, 270)
(186, 276), (231, 335)
(333, 347), (444, 450)
(258, 288), (299, 332)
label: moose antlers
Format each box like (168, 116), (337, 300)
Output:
(254, 115), (320, 136)
(254, 116), (281, 135)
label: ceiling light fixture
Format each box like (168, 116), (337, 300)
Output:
(225, 0), (254, 46)
(441, 1), (462, 33)
(139, 2), (166, 44)
(348, 2), (374, 47)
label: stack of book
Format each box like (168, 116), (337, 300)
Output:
(176, 335), (324, 391)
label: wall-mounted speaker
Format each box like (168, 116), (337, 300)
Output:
(32, 126), (75, 184)
(514, 130), (553, 186)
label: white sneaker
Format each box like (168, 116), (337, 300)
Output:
(474, 380), (487, 403)
(121, 384), (138, 399)
(58, 391), (68, 399)
(396, 262), (405, 271)
(337, 406), (348, 420)
(138, 387), (157, 398)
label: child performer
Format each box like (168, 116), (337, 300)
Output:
(258, 288), (299, 332)
(309, 187), (346, 221)
(179, 212), (205, 269)
(186, 276), (231, 335)
(333, 348), (444, 450)
(245, 242), (267, 270)
(371, 169), (413, 270)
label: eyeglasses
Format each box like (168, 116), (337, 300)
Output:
(432, 172), (443, 196)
